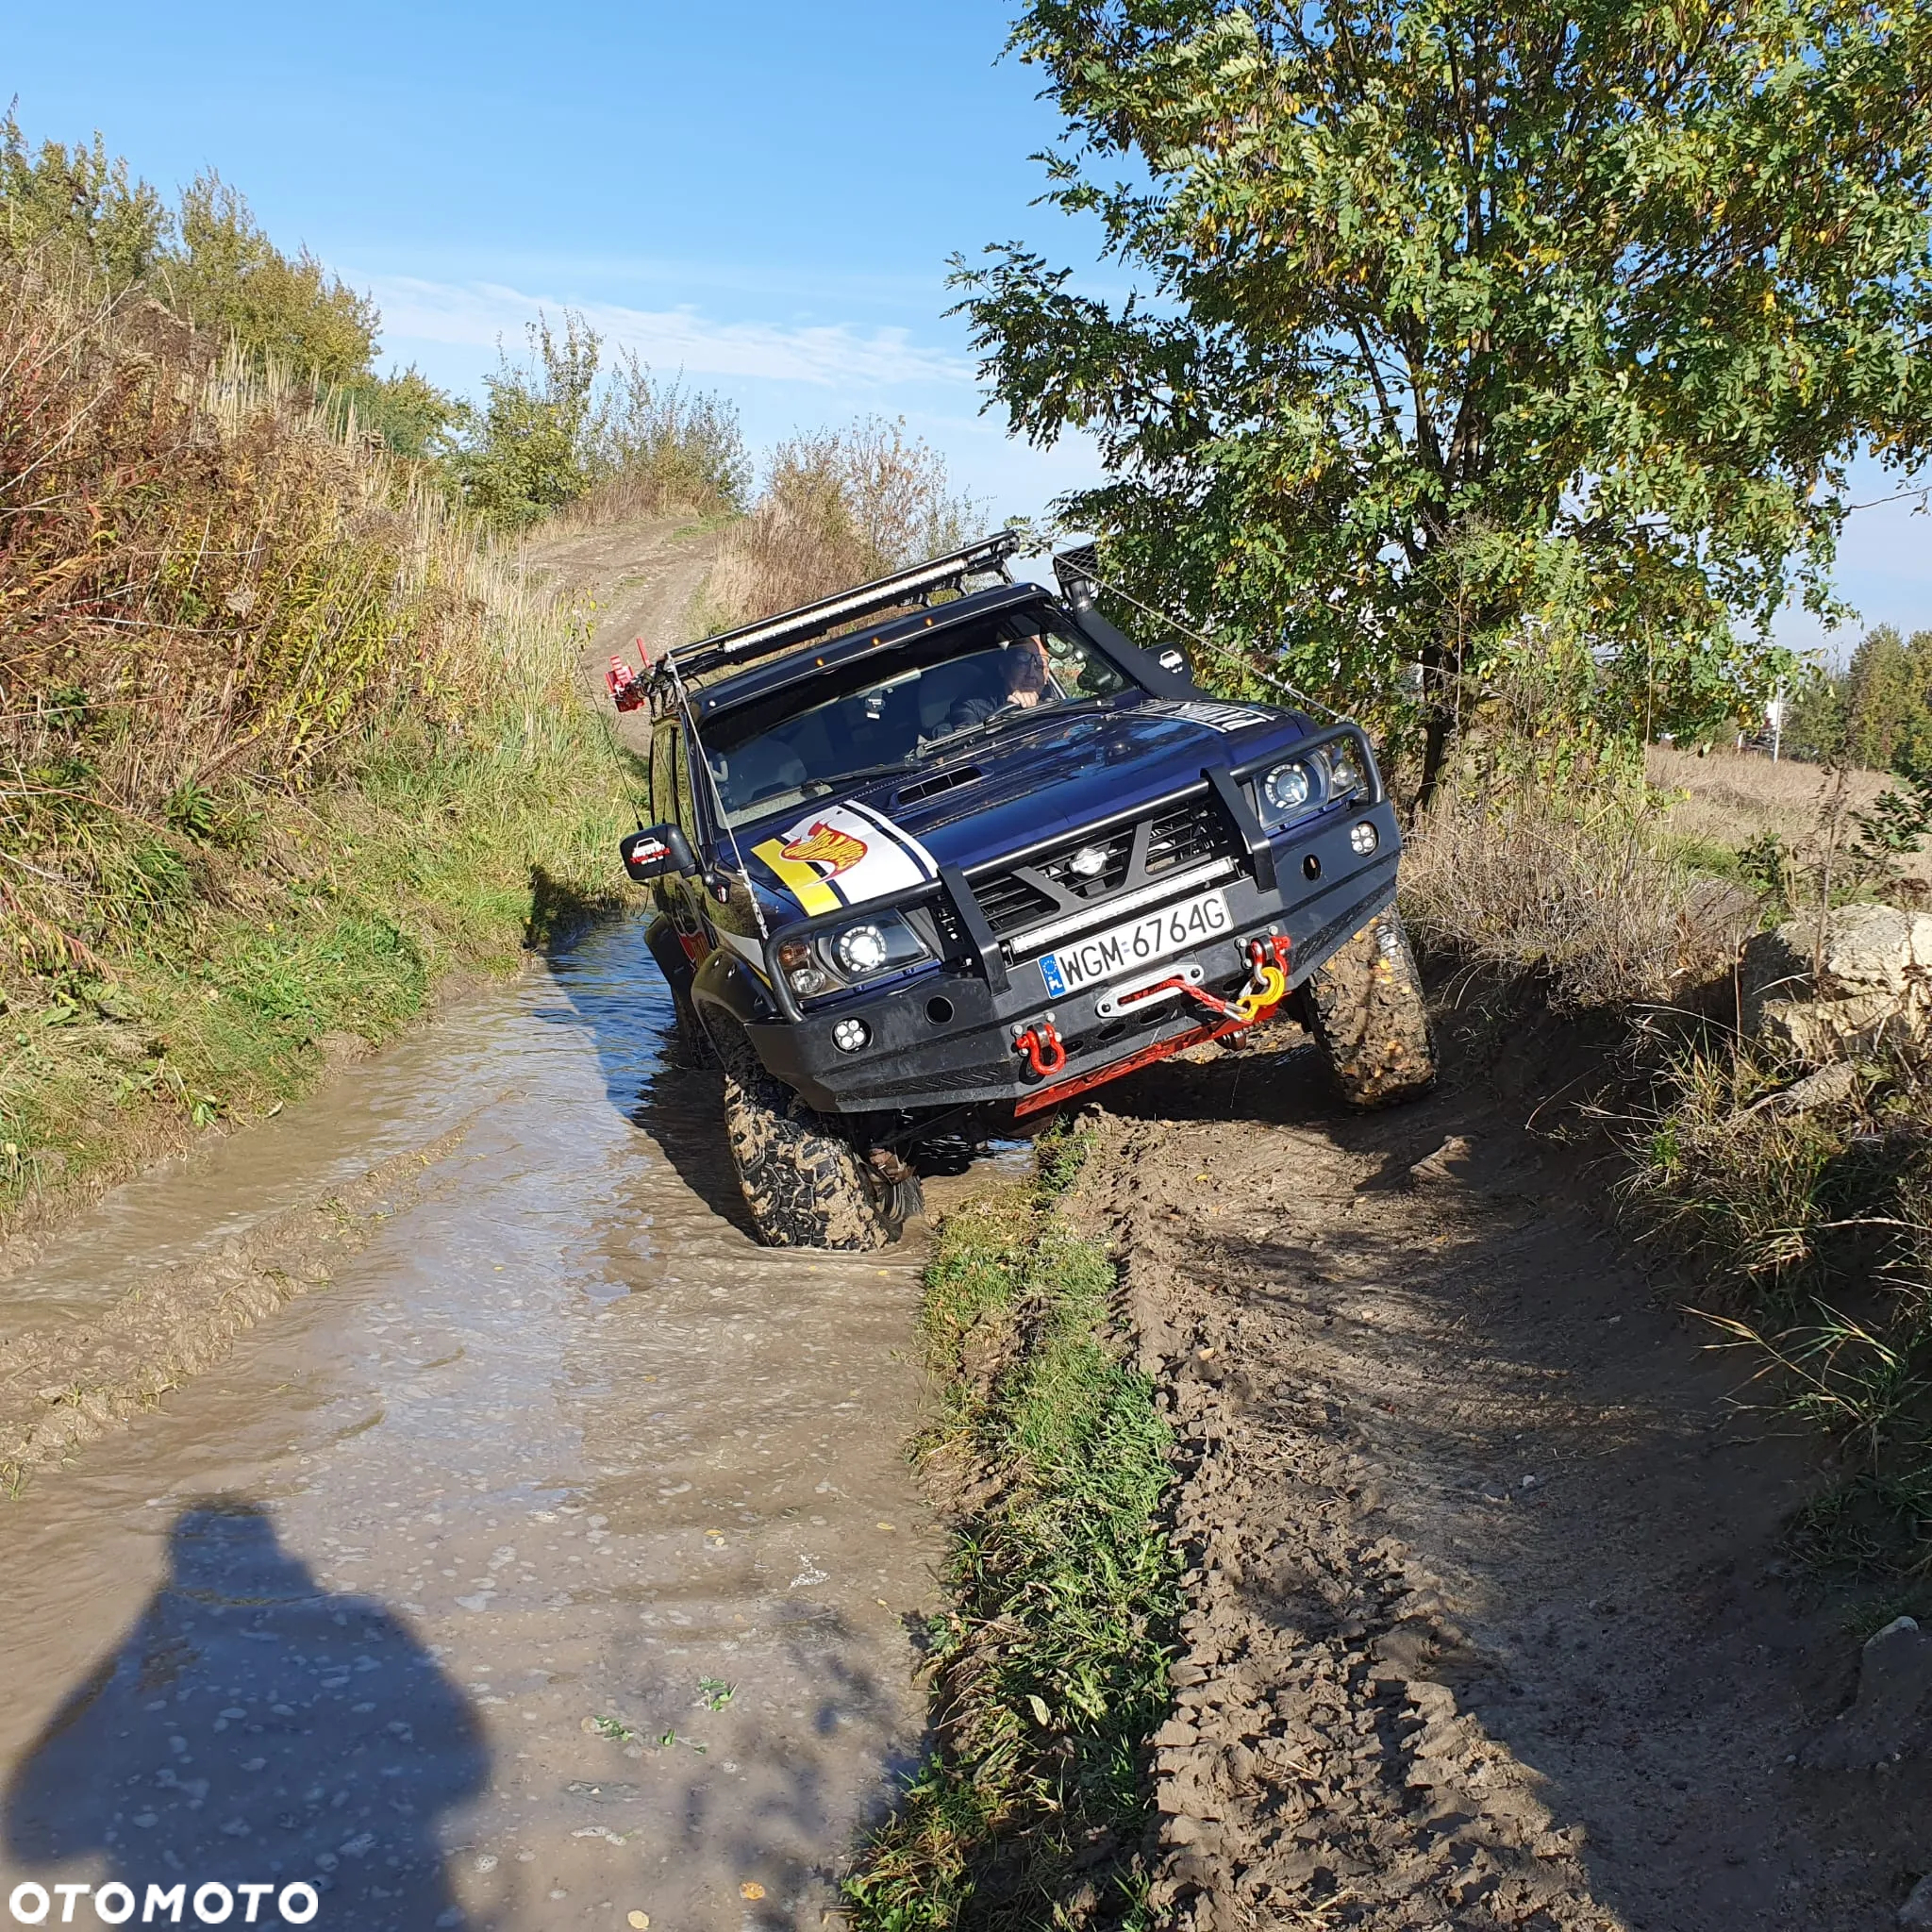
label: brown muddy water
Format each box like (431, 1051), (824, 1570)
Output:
(0, 919), (964, 1931)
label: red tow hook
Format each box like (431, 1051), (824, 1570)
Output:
(1251, 933), (1292, 979)
(1013, 1020), (1068, 1082)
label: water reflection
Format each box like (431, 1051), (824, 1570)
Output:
(5, 1502), (485, 1930)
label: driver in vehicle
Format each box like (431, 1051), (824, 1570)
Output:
(928, 630), (1052, 737)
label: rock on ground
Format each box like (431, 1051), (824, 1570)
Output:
(1741, 904), (1932, 1061)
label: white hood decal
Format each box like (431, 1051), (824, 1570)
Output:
(751, 801), (939, 917)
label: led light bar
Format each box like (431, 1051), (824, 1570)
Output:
(675, 531), (1022, 674)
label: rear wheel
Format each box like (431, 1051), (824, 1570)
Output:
(719, 1042), (908, 1249)
(1302, 908), (1437, 1108)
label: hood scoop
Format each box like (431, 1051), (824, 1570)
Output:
(895, 763), (982, 807)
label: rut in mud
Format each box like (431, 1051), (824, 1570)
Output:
(1074, 1038), (1932, 1932)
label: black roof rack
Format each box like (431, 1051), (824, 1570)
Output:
(667, 530), (1022, 681)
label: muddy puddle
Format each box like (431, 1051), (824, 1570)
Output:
(0, 919), (966, 1929)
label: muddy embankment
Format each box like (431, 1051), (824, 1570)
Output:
(1067, 1031), (1932, 1930)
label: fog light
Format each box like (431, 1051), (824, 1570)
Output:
(832, 1017), (871, 1054)
(1350, 820), (1378, 855)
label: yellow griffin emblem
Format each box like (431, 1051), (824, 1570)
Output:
(778, 821), (868, 877)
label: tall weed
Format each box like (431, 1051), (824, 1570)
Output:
(703, 417), (984, 630)
(1401, 779), (1755, 1009)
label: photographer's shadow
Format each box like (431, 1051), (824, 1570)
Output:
(5, 1501), (486, 1931)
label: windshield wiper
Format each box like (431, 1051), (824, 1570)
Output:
(799, 760), (920, 796)
(916, 696), (1107, 760)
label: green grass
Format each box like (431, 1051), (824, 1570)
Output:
(0, 699), (638, 1226)
(1654, 829), (1750, 883)
(844, 1134), (1182, 1931)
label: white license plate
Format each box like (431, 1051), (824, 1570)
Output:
(1036, 889), (1233, 999)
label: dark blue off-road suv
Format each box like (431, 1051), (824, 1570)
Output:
(613, 533), (1434, 1248)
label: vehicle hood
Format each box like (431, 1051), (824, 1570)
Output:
(741, 694), (1312, 920)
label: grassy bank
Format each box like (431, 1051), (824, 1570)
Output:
(0, 254), (642, 1241)
(844, 1138), (1182, 1930)
(1, 695), (636, 1236)
(1403, 777), (1932, 1582)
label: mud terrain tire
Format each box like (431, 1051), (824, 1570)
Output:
(669, 984), (720, 1069)
(1303, 908), (1437, 1108)
(720, 1046), (907, 1249)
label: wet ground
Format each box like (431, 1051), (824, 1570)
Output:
(0, 919), (955, 1929)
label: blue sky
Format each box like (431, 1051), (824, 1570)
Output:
(6, 0), (1926, 656)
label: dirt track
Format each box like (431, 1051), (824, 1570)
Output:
(525, 511), (722, 749)
(1073, 1032), (1932, 1929)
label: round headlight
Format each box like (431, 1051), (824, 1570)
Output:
(1260, 761), (1313, 816)
(833, 923), (891, 976)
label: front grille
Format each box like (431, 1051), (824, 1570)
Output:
(1146, 796), (1225, 873)
(966, 790), (1240, 944)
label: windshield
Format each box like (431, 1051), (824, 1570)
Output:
(701, 612), (1131, 827)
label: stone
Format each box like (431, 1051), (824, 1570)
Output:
(1900, 1874), (1932, 1927)
(1801, 1615), (1932, 1772)
(1741, 1058), (1861, 1120)
(1740, 906), (1932, 1063)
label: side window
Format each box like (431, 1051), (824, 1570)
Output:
(650, 719), (678, 827)
(673, 728), (699, 841)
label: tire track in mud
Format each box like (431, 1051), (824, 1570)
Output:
(0, 1122), (471, 1485)
(1071, 1046), (1932, 1930)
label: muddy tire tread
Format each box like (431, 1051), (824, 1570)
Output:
(1303, 908), (1437, 1108)
(719, 1044), (902, 1250)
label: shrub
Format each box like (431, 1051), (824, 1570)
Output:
(703, 416), (984, 629)
(1400, 780), (1756, 1009)
(0, 254), (563, 968)
(448, 319), (748, 531)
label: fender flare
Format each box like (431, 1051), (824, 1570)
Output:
(692, 945), (778, 1034)
(643, 912), (694, 996)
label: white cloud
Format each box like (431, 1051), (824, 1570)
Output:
(360, 274), (976, 389)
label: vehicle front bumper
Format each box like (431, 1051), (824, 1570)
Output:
(746, 794), (1400, 1118)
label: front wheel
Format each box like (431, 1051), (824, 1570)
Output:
(720, 1049), (908, 1249)
(1302, 908), (1437, 1108)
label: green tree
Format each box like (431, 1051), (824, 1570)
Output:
(165, 172), (377, 386)
(335, 365), (462, 465)
(0, 110), (167, 288)
(1841, 624), (1932, 770)
(453, 313), (602, 527)
(956, 0), (1932, 804)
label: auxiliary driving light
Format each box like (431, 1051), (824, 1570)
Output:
(832, 1017), (871, 1054)
(1350, 820), (1378, 855)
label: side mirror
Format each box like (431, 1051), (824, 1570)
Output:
(1155, 643), (1191, 679)
(620, 824), (695, 881)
